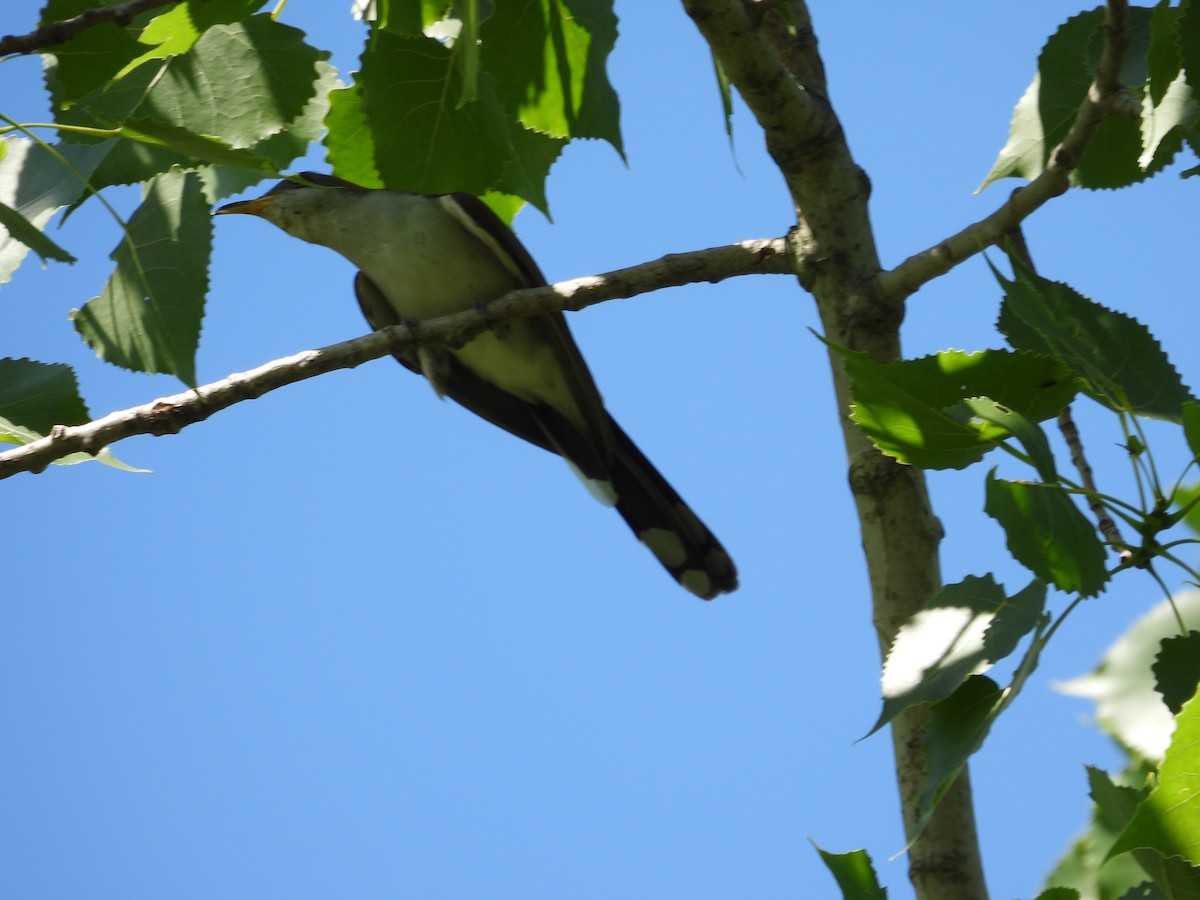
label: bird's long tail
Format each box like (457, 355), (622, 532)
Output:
(606, 418), (737, 600)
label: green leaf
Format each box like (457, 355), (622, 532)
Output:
(0, 358), (88, 432)
(961, 396), (1057, 482)
(357, 31), (505, 192)
(118, 0), (269, 77)
(201, 59), (342, 202)
(452, 0), (484, 107)
(1153, 632), (1200, 715)
(1175, 482), (1200, 536)
(325, 82), (386, 189)
(42, 13), (151, 109)
(331, 2), (617, 210)
(0, 137), (106, 283)
(811, 842), (887, 900)
(984, 471), (1109, 597)
(1091, 766), (1147, 835)
(981, 7), (1170, 190)
(1059, 592), (1200, 761)
(711, 52), (735, 139)
(353, 29), (565, 211)
(479, 191), (526, 226)
(0, 201), (77, 264)
(984, 579), (1049, 661)
(71, 170), (211, 384)
(1148, 0), (1182, 107)
(1109, 691), (1200, 866)
(1140, 70), (1195, 172)
(1182, 0), (1200, 107)
(1042, 766), (1164, 898)
(493, 119), (566, 214)
(372, 0), (459, 33)
(1185, 403), (1200, 460)
(117, 119), (280, 175)
(1143, 0), (1196, 171)
(832, 340), (1077, 470)
(920, 675), (1006, 827)
(480, 0), (623, 152)
(919, 620), (1049, 835)
(872, 576), (1045, 735)
(58, 17), (329, 190)
(996, 258), (1195, 422)
(1083, 769), (1200, 899)
(1035, 889), (1081, 900)
(0, 414), (146, 472)
(979, 74), (1045, 191)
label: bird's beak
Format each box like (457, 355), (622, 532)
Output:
(214, 195), (277, 217)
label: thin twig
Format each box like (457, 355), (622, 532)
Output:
(0, 0), (181, 58)
(1004, 222), (1130, 558)
(0, 237), (791, 479)
(1058, 406), (1130, 558)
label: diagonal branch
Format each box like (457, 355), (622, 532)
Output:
(878, 0), (1134, 303)
(0, 237), (791, 480)
(0, 0), (181, 58)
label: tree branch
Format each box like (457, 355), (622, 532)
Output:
(0, 0), (181, 58)
(0, 237), (790, 480)
(685, 2), (989, 897)
(686, 2), (1134, 898)
(878, 0), (1134, 303)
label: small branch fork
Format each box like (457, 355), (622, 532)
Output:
(878, 0), (1134, 305)
(0, 238), (791, 480)
(0, 0), (181, 59)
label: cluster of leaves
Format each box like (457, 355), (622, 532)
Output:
(830, 235), (1200, 895)
(834, 253), (1200, 852)
(0, 0), (621, 467)
(983, 0), (1200, 190)
(816, 3), (1200, 895)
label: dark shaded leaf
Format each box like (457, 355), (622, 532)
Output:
(1153, 632), (1200, 714)
(997, 258), (1195, 422)
(0, 357), (88, 432)
(0, 201), (76, 264)
(71, 170), (211, 384)
(984, 472), (1109, 596)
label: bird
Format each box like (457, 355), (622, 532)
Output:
(215, 172), (737, 599)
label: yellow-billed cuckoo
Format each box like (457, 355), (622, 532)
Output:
(216, 173), (737, 599)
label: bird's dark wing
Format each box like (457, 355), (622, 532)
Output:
(441, 193), (617, 458)
(353, 272), (612, 483)
(355, 272), (737, 597)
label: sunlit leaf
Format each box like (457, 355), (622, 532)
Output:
(832, 339), (1077, 470)
(0, 414), (146, 472)
(811, 842), (887, 900)
(872, 576), (1045, 736)
(1109, 691), (1200, 866)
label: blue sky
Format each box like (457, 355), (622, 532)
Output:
(1, 3), (1196, 898)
